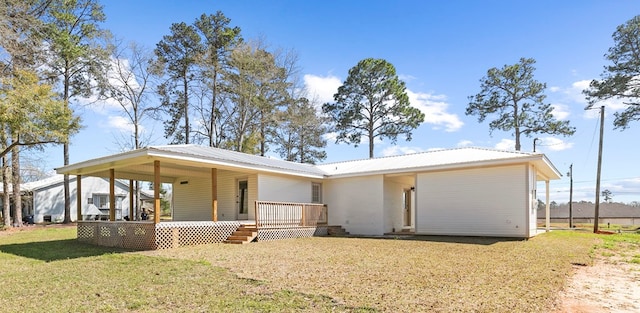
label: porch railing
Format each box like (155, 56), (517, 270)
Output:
(255, 201), (327, 228)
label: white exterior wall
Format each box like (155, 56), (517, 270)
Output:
(383, 176), (414, 233)
(33, 177), (130, 223)
(528, 165), (538, 236)
(172, 177), (212, 221)
(257, 174), (315, 203)
(324, 175), (384, 235)
(416, 165), (528, 237)
(172, 170), (258, 221)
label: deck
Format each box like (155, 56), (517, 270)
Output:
(77, 201), (329, 250)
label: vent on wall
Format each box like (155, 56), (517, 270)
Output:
(180, 181), (189, 185)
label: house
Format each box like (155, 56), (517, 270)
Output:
(20, 175), (151, 223)
(537, 202), (640, 226)
(55, 144), (560, 249)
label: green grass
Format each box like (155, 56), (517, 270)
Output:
(0, 227), (357, 312)
(1, 226), (638, 312)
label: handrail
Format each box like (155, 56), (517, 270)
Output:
(255, 201), (327, 228)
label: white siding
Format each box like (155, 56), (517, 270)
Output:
(172, 177), (212, 221)
(171, 170), (258, 221)
(528, 165), (538, 236)
(33, 177), (130, 223)
(324, 175), (384, 235)
(416, 165), (528, 237)
(216, 170), (238, 221)
(383, 176), (414, 233)
(216, 170), (259, 221)
(257, 174), (314, 203)
(33, 181), (67, 223)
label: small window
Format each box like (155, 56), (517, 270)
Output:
(311, 182), (322, 203)
(94, 194), (109, 209)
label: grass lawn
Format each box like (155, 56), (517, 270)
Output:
(1, 226), (638, 312)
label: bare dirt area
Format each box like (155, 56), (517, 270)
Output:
(555, 257), (640, 312)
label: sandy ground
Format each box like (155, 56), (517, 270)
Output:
(555, 257), (640, 312)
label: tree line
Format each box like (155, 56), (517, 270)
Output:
(0, 0), (424, 227)
(2, 1), (640, 228)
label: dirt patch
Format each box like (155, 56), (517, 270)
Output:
(555, 257), (640, 312)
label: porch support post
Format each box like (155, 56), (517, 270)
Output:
(129, 179), (134, 221)
(211, 168), (218, 222)
(545, 180), (550, 232)
(154, 160), (160, 224)
(76, 175), (82, 222)
(109, 169), (115, 221)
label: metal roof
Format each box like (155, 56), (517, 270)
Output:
(56, 145), (561, 181)
(152, 145), (325, 177)
(316, 147), (561, 180)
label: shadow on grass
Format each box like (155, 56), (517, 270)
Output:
(0, 239), (128, 262)
(338, 234), (522, 245)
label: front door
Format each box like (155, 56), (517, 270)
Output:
(237, 180), (249, 220)
(403, 189), (412, 227)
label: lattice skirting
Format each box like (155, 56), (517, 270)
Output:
(78, 222), (327, 250)
(77, 221), (156, 250)
(155, 221), (241, 249)
(258, 226), (327, 241)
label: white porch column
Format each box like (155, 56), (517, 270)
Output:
(545, 180), (550, 232)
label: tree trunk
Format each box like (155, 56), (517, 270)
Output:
(209, 67), (218, 147)
(368, 129), (375, 159)
(2, 155), (10, 227)
(514, 102), (521, 151)
(63, 63), (72, 223)
(183, 73), (190, 145)
(12, 144), (22, 227)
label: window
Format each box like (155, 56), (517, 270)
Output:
(311, 182), (322, 203)
(93, 194), (109, 209)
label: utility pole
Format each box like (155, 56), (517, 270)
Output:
(568, 164), (573, 228)
(593, 106), (604, 233)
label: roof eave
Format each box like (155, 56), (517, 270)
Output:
(324, 155), (561, 180)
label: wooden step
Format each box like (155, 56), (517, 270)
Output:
(227, 235), (253, 241)
(225, 239), (250, 244)
(233, 230), (257, 236)
(326, 226), (349, 236)
(224, 224), (259, 244)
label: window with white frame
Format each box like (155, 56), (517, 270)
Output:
(311, 182), (322, 203)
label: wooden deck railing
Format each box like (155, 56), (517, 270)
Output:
(255, 201), (327, 228)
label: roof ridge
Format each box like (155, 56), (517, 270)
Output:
(318, 146), (531, 166)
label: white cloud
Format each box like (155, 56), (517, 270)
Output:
(549, 86), (561, 93)
(562, 80), (628, 119)
(494, 139), (515, 150)
(398, 74), (416, 82)
(550, 104), (570, 120)
(406, 90), (463, 132)
(457, 140), (473, 147)
(322, 132), (338, 143)
(303, 74), (342, 104)
(105, 115), (137, 133)
(381, 145), (424, 156)
(537, 137), (573, 152)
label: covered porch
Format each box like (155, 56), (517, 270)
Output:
(76, 200), (328, 250)
(57, 146), (330, 250)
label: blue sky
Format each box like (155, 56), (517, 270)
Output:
(37, 1), (640, 203)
